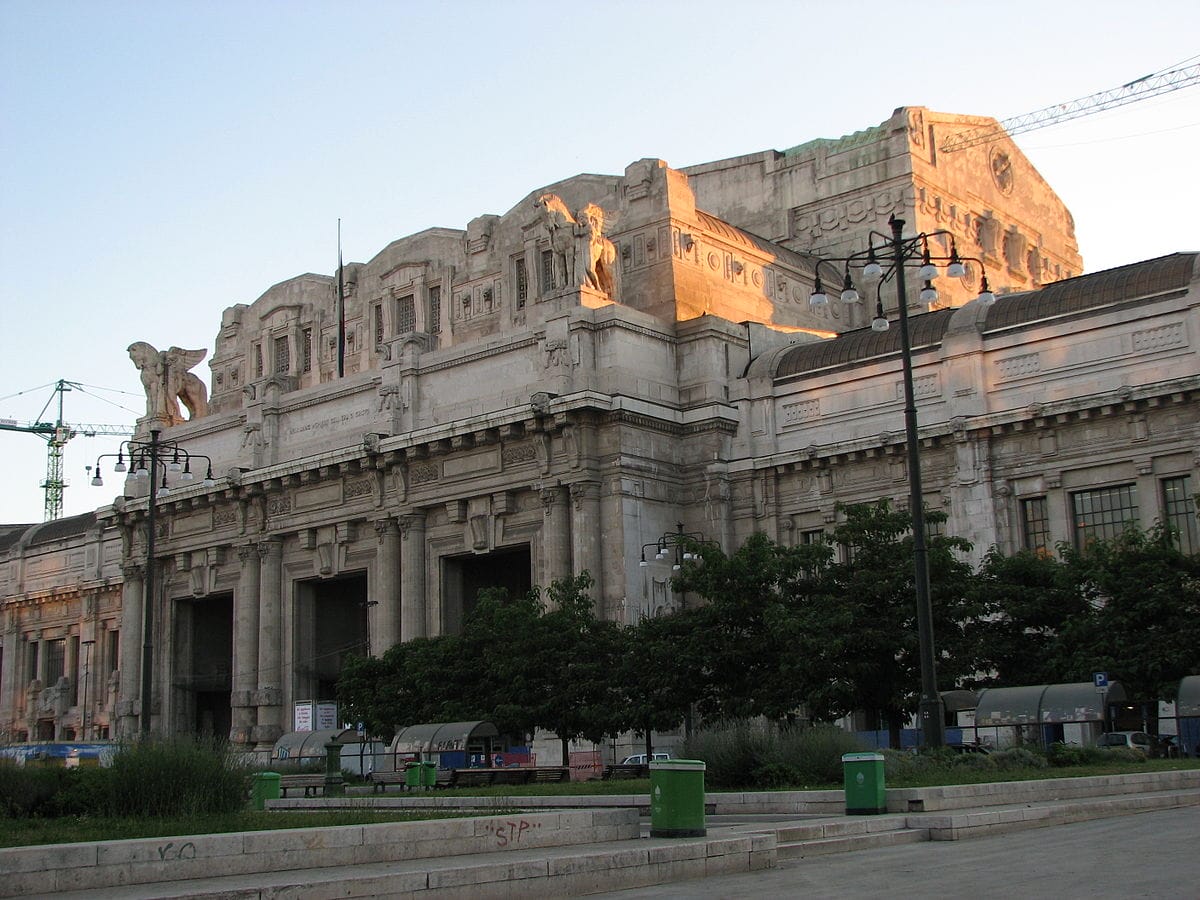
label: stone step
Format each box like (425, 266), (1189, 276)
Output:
(773, 814), (912, 844)
(778, 827), (929, 859)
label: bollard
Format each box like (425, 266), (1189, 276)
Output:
(323, 741), (345, 797)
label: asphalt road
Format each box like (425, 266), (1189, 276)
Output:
(592, 805), (1200, 899)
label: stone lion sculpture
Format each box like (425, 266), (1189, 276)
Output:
(128, 342), (209, 426)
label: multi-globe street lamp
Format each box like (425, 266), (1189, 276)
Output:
(808, 214), (995, 748)
(91, 428), (213, 734)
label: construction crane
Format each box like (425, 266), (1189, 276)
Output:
(0, 380), (132, 521)
(940, 59), (1200, 153)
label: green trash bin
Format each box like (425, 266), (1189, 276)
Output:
(404, 761), (422, 789)
(420, 761), (438, 788)
(842, 752), (886, 815)
(250, 771), (281, 810)
(649, 759), (706, 838)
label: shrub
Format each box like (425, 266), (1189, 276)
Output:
(988, 747), (1048, 770)
(0, 763), (67, 818)
(105, 736), (250, 818)
(682, 720), (865, 788)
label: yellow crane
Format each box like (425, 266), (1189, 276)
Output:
(0, 380), (132, 521)
(940, 58), (1200, 153)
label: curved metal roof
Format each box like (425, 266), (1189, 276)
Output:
(941, 689), (980, 713)
(272, 728), (357, 759)
(776, 309), (954, 379)
(388, 721), (499, 755)
(975, 682), (1127, 726)
(1178, 675), (1200, 718)
(772, 253), (1197, 381)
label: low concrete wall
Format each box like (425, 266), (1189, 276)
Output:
(887, 769), (1200, 812)
(0, 808), (638, 897)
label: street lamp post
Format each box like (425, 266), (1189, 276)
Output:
(80, 638), (94, 740)
(808, 215), (995, 748)
(91, 430), (214, 734)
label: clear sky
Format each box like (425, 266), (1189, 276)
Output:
(1, 0), (1198, 524)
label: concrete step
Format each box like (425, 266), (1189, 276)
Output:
(778, 826), (928, 859)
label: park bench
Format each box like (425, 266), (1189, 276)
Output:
(602, 763), (649, 780)
(366, 770), (409, 793)
(278, 774), (326, 797)
(528, 766), (570, 784)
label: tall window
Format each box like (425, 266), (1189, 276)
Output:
(1162, 475), (1198, 553)
(70, 636), (80, 703)
(105, 629), (119, 676)
(514, 256), (528, 308)
(46, 639), (66, 683)
(254, 344), (263, 378)
(540, 249), (556, 293)
(302, 328), (312, 372)
(1072, 484), (1138, 548)
(373, 302), (384, 347)
(428, 286), (441, 333)
(1021, 497), (1051, 554)
(396, 294), (416, 333)
(273, 336), (290, 374)
(26, 641), (38, 683)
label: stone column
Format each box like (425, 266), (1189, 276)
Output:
(372, 517), (401, 654)
(230, 544), (260, 747)
(569, 481), (603, 597)
(540, 485), (571, 587)
(254, 538), (284, 749)
(116, 564), (144, 737)
(0, 626), (17, 736)
(399, 512), (427, 642)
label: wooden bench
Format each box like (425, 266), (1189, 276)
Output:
(366, 770), (409, 794)
(602, 764), (649, 780)
(528, 766), (570, 784)
(278, 774), (327, 797)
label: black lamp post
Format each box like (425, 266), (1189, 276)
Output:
(91, 429), (214, 734)
(808, 215), (995, 749)
(80, 638), (94, 740)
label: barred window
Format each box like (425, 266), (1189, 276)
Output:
(514, 257), (528, 307)
(254, 344), (263, 378)
(541, 249), (555, 292)
(26, 641), (38, 683)
(105, 629), (119, 676)
(1162, 475), (1198, 554)
(396, 294), (415, 333)
(273, 336), (290, 374)
(373, 302), (384, 346)
(46, 638), (65, 683)
(1021, 497), (1051, 554)
(302, 328), (312, 372)
(1072, 484), (1138, 548)
(428, 286), (441, 334)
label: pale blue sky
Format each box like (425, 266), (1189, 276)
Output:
(2, 0), (1198, 523)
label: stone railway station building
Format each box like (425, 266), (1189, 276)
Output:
(1, 107), (1197, 749)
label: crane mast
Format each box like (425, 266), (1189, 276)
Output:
(940, 61), (1200, 153)
(0, 379), (131, 521)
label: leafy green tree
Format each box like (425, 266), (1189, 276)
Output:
(797, 501), (979, 747)
(618, 607), (709, 758)
(673, 532), (834, 723)
(964, 548), (1083, 688)
(1057, 525), (1200, 701)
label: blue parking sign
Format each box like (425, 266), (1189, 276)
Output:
(1093, 672), (1109, 688)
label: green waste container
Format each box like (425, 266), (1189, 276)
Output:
(842, 752), (886, 815)
(649, 759), (706, 838)
(404, 761), (422, 789)
(250, 771), (281, 810)
(420, 761), (438, 788)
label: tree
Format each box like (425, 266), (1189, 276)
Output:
(1057, 525), (1200, 701)
(672, 531), (833, 722)
(965, 548), (1084, 688)
(796, 501), (979, 747)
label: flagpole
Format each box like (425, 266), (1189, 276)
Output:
(337, 218), (345, 378)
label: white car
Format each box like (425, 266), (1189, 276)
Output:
(1095, 731), (1154, 753)
(620, 752), (672, 765)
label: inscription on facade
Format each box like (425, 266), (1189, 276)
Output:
(997, 353), (1041, 380)
(782, 398), (821, 425)
(1133, 323), (1185, 352)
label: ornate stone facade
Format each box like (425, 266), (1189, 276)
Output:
(2, 110), (1194, 748)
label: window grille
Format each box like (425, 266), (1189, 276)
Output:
(1021, 497), (1051, 554)
(428, 286), (441, 333)
(274, 336), (290, 374)
(1162, 475), (1198, 553)
(1071, 484), (1138, 547)
(396, 294), (415, 333)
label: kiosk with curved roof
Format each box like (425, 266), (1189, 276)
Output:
(272, 728), (357, 762)
(388, 721), (499, 757)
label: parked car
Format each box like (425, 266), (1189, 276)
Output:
(1095, 731), (1155, 754)
(620, 752), (672, 765)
